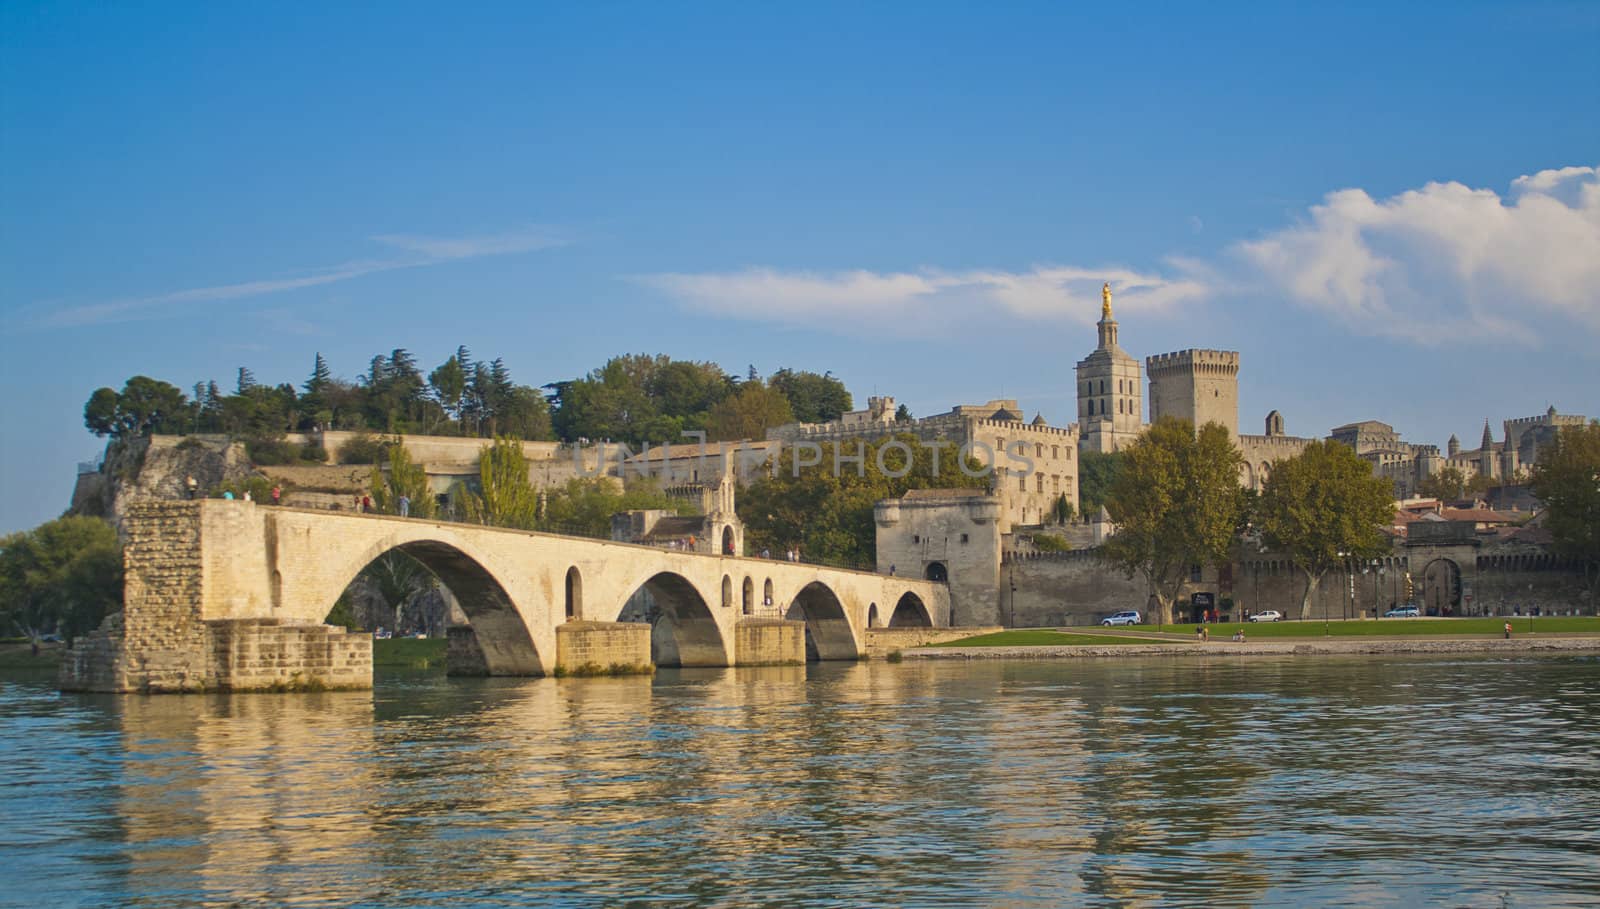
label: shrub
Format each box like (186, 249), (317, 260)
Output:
(338, 433), (386, 465)
(1033, 533), (1072, 552)
(245, 438), (302, 466)
(175, 437), (206, 452)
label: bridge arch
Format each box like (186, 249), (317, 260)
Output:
(621, 571), (730, 667)
(889, 591), (931, 627)
(336, 539), (544, 675)
(785, 581), (858, 661)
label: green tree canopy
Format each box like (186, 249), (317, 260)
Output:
(1100, 418), (1242, 624)
(539, 477), (691, 538)
(706, 379), (793, 442)
(769, 369), (852, 424)
(738, 434), (988, 569)
(369, 438), (437, 519)
(83, 376), (191, 438)
(0, 516), (123, 640)
(1077, 450), (1126, 517)
(1255, 439), (1396, 619)
(464, 436), (539, 529)
(1529, 421), (1600, 612)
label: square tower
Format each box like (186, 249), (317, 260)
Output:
(1145, 349), (1239, 437)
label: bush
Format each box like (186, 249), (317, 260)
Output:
(299, 443), (328, 463)
(338, 434), (385, 465)
(175, 437), (206, 452)
(1032, 533), (1072, 552)
(245, 438), (302, 466)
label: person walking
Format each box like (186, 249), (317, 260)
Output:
(398, 494), (410, 518)
(270, 485), (281, 506)
(185, 475), (198, 500)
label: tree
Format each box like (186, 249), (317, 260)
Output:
(0, 516), (123, 641)
(83, 376), (190, 438)
(706, 380), (794, 442)
(1049, 493), (1074, 525)
(1100, 419), (1242, 625)
(769, 369), (852, 424)
(1529, 421), (1600, 613)
(539, 477), (689, 538)
(1078, 450), (1126, 517)
(495, 385), (554, 441)
(369, 439), (436, 519)
(738, 434), (987, 569)
(304, 353), (333, 396)
(464, 436), (539, 529)
(1418, 466), (1479, 501)
(429, 355), (467, 422)
(895, 404), (913, 423)
(356, 551), (437, 635)
(1255, 439), (1396, 620)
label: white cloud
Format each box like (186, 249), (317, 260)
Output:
(1236, 165), (1600, 344)
(634, 262), (1209, 330)
(36, 227), (564, 328)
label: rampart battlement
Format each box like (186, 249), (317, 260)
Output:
(1146, 349), (1240, 374)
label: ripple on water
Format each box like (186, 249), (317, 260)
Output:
(3, 655), (1600, 907)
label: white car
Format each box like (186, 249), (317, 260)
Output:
(1250, 610), (1283, 623)
(1102, 610), (1142, 626)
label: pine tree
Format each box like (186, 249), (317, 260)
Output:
(304, 353), (332, 395)
(236, 367), (257, 395)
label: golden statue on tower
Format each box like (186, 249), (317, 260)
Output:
(1101, 282), (1113, 318)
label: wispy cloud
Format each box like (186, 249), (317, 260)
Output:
(1235, 165), (1600, 345)
(34, 227), (565, 328)
(634, 262), (1210, 332)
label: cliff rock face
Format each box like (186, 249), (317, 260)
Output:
(69, 436), (258, 531)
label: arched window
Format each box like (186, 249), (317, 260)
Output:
(1118, 399), (1124, 414)
(1088, 400), (1095, 415)
(742, 576), (754, 615)
(925, 562), (948, 582)
(565, 566), (582, 620)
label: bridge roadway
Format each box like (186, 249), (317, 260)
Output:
(112, 501), (950, 681)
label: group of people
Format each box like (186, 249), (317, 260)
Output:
(1194, 625), (1247, 643)
(187, 475), (283, 506)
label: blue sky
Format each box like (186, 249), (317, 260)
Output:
(2, 1), (1597, 533)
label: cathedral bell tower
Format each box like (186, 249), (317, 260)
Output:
(1075, 282), (1143, 455)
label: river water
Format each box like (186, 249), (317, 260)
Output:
(3, 655), (1598, 908)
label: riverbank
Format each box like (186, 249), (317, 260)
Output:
(902, 635), (1600, 661)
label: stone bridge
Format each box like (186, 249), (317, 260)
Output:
(61, 501), (950, 692)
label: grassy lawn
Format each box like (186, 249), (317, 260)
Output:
(0, 642), (63, 669)
(934, 630), (1177, 647)
(373, 637), (447, 668)
(1113, 616), (1600, 638)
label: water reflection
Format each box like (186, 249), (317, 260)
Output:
(2, 655), (1598, 907)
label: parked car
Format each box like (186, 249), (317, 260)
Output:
(1102, 610), (1142, 626)
(1383, 605), (1420, 618)
(1249, 610), (1283, 623)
